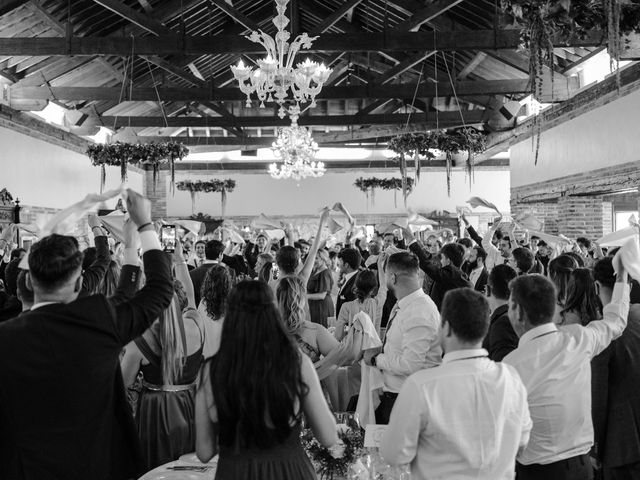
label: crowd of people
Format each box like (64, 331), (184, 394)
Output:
(0, 190), (638, 480)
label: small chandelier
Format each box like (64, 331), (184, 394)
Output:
(269, 108), (325, 180)
(230, 0), (332, 119)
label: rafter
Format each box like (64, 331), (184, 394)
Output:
(9, 78), (578, 103)
(0, 30), (605, 56)
(395, 0), (464, 32)
(209, 0), (259, 31)
(309, 0), (364, 35)
(64, 110), (485, 128)
(91, 0), (173, 35)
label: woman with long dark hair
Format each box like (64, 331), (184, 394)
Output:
(548, 254), (579, 323)
(560, 268), (603, 326)
(195, 281), (337, 478)
(306, 249), (335, 327)
(198, 264), (232, 359)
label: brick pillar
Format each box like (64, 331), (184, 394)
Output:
(557, 196), (613, 239)
(142, 168), (168, 220)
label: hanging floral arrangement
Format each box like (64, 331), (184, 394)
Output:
(176, 179), (236, 217)
(87, 142), (189, 192)
(354, 177), (414, 208)
(388, 128), (486, 197)
(500, 0), (640, 163)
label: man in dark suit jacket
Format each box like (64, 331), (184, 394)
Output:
(335, 248), (362, 317)
(406, 235), (472, 311)
(189, 239), (226, 306)
(466, 246), (489, 294)
(482, 264), (518, 361)
(592, 258), (640, 478)
(0, 191), (173, 480)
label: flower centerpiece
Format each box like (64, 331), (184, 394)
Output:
(301, 426), (364, 480)
(176, 179), (237, 217)
(354, 177), (415, 208)
(388, 128), (486, 196)
(86, 142), (189, 192)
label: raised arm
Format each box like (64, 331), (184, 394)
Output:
(110, 190), (174, 345)
(299, 208), (330, 285)
(81, 213), (111, 295)
(174, 239), (196, 310)
(461, 213), (483, 246)
(402, 227), (433, 274)
(109, 218), (141, 306)
(585, 265), (630, 358)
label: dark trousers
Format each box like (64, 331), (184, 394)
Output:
(517, 454), (593, 480)
(604, 461), (640, 480)
(374, 392), (398, 425)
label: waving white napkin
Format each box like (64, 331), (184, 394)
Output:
(612, 237), (640, 282)
(467, 196), (501, 215)
(597, 226), (639, 247)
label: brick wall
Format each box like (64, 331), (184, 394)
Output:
(511, 161), (638, 239)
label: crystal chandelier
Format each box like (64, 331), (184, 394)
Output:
(269, 109), (325, 180)
(230, 0), (332, 119)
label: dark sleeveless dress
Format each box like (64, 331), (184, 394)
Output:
(307, 269), (335, 327)
(134, 308), (204, 470)
(215, 424), (316, 480)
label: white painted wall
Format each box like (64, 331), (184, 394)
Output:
(0, 126), (143, 210)
(511, 87), (640, 188)
(166, 168), (511, 217)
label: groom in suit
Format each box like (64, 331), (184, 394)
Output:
(0, 190), (174, 480)
(336, 247), (362, 317)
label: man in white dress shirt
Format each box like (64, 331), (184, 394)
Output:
(364, 251), (441, 424)
(381, 288), (532, 480)
(503, 270), (630, 480)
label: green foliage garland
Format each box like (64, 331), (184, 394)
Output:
(86, 141), (189, 191)
(500, 0), (640, 164)
(176, 179), (237, 216)
(301, 428), (364, 480)
(388, 129), (486, 196)
(354, 177), (414, 208)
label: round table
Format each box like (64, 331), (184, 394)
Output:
(138, 453), (218, 480)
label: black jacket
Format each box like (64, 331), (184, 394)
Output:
(0, 251), (172, 480)
(409, 242), (472, 311)
(483, 304), (518, 361)
(335, 271), (359, 318)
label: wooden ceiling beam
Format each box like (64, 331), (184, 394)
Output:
(374, 51), (436, 84)
(0, 0), (28, 16)
(90, 0), (174, 35)
(395, 0), (464, 32)
(0, 30), (605, 56)
(9, 78), (577, 102)
(209, 0), (259, 31)
(309, 0), (364, 35)
(68, 110), (485, 128)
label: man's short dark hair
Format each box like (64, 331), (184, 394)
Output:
(457, 238), (473, 249)
(441, 288), (490, 343)
(512, 247), (535, 274)
(440, 243), (465, 268)
(276, 245), (300, 275)
(387, 251), (419, 275)
(195, 240), (206, 248)
(493, 230), (504, 241)
(82, 247), (97, 270)
(593, 257), (616, 289)
(576, 237), (592, 249)
(537, 240), (548, 248)
(338, 248), (362, 271)
(472, 246), (487, 263)
(509, 274), (556, 327)
(4, 258), (21, 296)
(531, 235), (540, 241)
(500, 235), (512, 248)
(488, 264), (517, 300)
(298, 239), (310, 247)
(16, 270), (33, 304)
(29, 234), (84, 291)
(205, 240), (225, 260)
(10, 248), (25, 260)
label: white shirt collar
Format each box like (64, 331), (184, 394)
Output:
(203, 259), (220, 265)
(343, 270), (357, 283)
(442, 348), (488, 364)
(519, 322), (558, 347)
(31, 301), (59, 311)
(397, 288), (426, 310)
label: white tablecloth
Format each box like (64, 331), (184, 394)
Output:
(138, 453), (217, 480)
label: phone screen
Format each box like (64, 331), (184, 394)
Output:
(161, 225), (176, 253)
